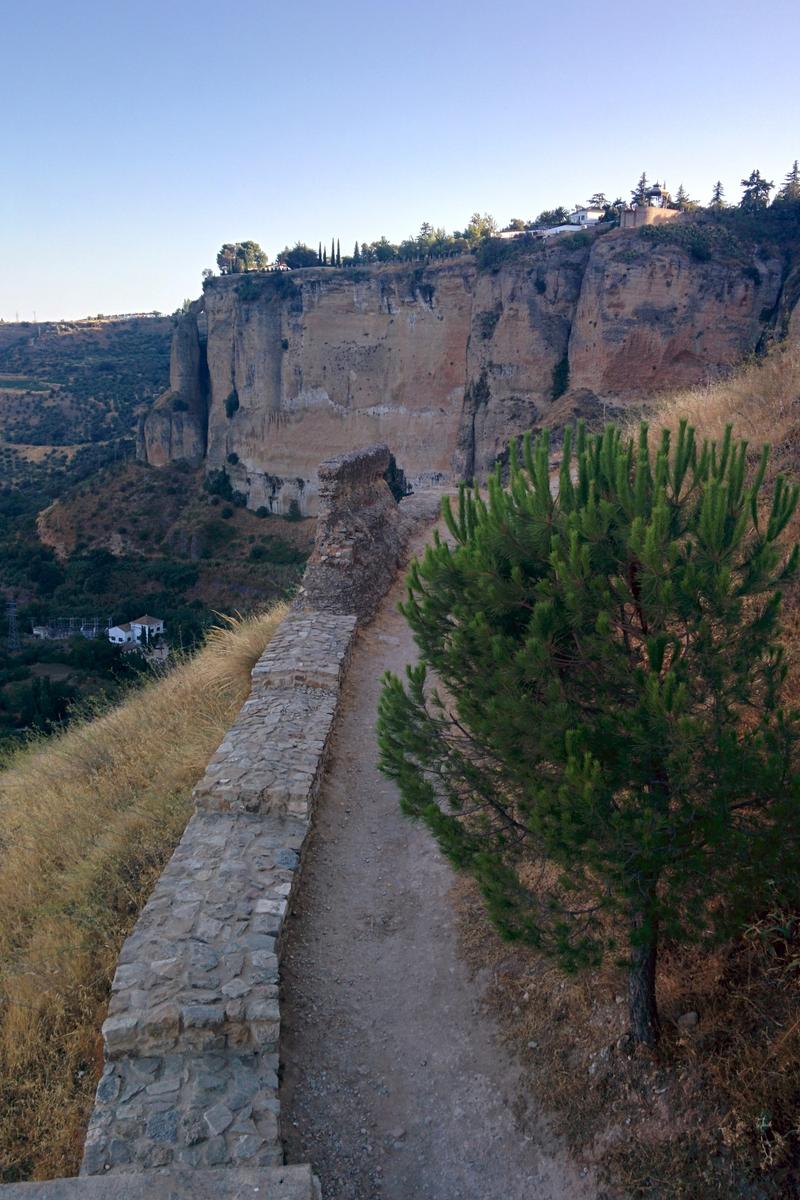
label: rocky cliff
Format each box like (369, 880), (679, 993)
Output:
(140, 226), (796, 514)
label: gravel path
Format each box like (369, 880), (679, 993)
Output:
(280, 528), (597, 1200)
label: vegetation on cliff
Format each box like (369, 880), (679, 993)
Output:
(0, 606), (286, 1181)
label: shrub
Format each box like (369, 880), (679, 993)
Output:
(224, 390), (239, 419)
(227, 452), (239, 465)
(220, 505), (234, 519)
(284, 499), (302, 522)
(378, 422), (800, 1047)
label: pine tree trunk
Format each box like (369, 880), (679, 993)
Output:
(628, 910), (660, 1047)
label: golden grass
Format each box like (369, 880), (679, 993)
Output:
(0, 605), (286, 1181)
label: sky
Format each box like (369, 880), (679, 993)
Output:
(1, 0), (798, 322)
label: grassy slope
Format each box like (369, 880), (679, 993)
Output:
(458, 346), (800, 1199)
(0, 606), (286, 1181)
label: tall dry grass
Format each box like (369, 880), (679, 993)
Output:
(0, 605), (286, 1181)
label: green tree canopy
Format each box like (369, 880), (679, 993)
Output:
(216, 241), (269, 274)
(378, 422), (800, 1046)
(534, 207), (570, 227)
(278, 242), (319, 268)
(632, 171), (648, 205)
(740, 169), (774, 211)
(777, 160), (800, 203)
(709, 180), (726, 210)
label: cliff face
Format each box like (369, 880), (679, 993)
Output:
(140, 229), (795, 514)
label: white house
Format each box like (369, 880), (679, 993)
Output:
(568, 207), (604, 226)
(131, 615), (165, 644)
(108, 615), (165, 646)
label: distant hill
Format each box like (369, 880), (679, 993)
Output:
(0, 316), (172, 491)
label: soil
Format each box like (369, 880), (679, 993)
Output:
(280, 526), (598, 1200)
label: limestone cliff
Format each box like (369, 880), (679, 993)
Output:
(137, 301), (208, 468)
(140, 227), (797, 514)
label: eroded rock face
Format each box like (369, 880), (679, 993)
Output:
(567, 233), (784, 398)
(141, 231), (796, 511)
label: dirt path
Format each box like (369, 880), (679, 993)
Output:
(280, 528), (597, 1200)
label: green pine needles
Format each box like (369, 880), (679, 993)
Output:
(377, 422), (800, 1045)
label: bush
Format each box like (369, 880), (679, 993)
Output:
(220, 505), (234, 519)
(284, 499), (302, 522)
(224, 390), (239, 419)
(378, 422), (800, 1047)
(227, 452), (239, 465)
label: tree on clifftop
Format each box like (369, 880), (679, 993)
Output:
(740, 169), (774, 211)
(378, 422), (800, 1046)
(216, 241), (269, 274)
(279, 242), (318, 268)
(777, 160), (800, 203)
(709, 180), (726, 211)
(632, 171), (648, 205)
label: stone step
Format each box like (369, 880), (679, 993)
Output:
(1, 1165), (320, 1199)
(103, 812), (302, 1059)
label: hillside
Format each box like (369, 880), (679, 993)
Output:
(0, 461), (312, 745)
(0, 316), (172, 492)
(141, 207), (800, 515)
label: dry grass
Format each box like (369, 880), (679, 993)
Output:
(455, 346), (800, 1198)
(0, 605), (286, 1181)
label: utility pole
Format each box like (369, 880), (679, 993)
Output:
(6, 598), (20, 652)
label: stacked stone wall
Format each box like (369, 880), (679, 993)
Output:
(5, 447), (439, 1200)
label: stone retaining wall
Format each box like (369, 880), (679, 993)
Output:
(21, 446), (440, 1199)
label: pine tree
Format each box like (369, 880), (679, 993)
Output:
(709, 180), (726, 211)
(632, 171), (648, 205)
(674, 183), (693, 211)
(336, 238), (341, 267)
(353, 241), (361, 264)
(778, 160), (800, 203)
(740, 169), (774, 211)
(378, 422), (800, 1046)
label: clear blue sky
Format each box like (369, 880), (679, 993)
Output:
(1, 0), (797, 321)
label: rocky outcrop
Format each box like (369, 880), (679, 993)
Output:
(138, 303), (208, 468)
(297, 445), (409, 622)
(141, 228), (798, 511)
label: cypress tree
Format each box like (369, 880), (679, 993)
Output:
(378, 422), (800, 1046)
(336, 238), (341, 267)
(323, 246), (327, 265)
(353, 241), (361, 264)
(318, 242), (323, 265)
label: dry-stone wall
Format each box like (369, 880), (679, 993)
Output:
(0, 446), (439, 1200)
